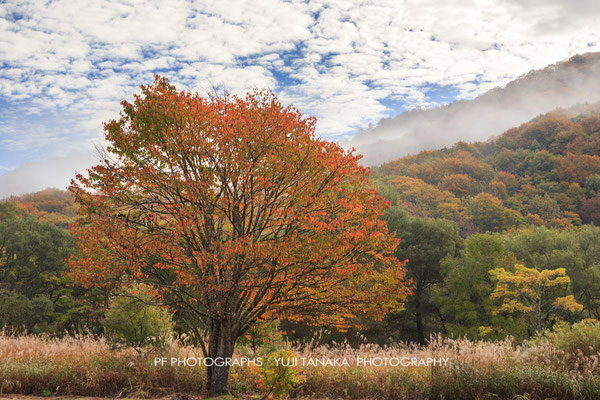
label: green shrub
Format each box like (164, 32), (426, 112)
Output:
(237, 320), (284, 357)
(103, 285), (174, 348)
(259, 349), (304, 399)
(548, 320), (600, 357)
(0, 290), (54, 333)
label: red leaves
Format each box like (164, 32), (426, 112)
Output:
(68, 76), (410, 329)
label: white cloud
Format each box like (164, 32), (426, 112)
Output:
(1, 0), (600, 170)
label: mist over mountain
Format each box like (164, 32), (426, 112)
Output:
(349, 52), (600, 166)
(0, 151), (96, 199)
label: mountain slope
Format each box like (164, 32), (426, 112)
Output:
(6, 188), (76, 228)
(375, 102), (600, 235)
(352, 52), (600, 165)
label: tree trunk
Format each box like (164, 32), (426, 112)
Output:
(206, 318), (236, 396)
(436, 308), (447, 335)
(415, 308), (425, 345)
(536, 295), (543, 334)
(414, 287), (425, 345)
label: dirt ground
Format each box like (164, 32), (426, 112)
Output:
(0, 397), (119, 400)
(0, 396), (206, 400)
(0, 397), (178, 400)
(0, 395), (288, 400)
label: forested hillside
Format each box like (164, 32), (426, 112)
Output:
(7, 188), (76, 228)
(375, 102), (600, 235)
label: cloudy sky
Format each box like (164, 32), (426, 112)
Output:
(2, 0), (600, 174)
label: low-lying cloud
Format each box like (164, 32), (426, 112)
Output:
(0, 151), (97, 199)
(348, 53), (600, 165)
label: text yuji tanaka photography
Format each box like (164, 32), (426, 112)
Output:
(1, 1), (600, 399)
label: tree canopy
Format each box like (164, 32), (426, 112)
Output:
(67, 77), (409, 394)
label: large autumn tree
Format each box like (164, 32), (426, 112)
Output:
(67, 77), (409, 395)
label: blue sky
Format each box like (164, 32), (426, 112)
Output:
(2, 0), (600, 174)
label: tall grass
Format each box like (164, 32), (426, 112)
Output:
(0, 332), (207, 397)
(288, 335), (600, 399)
(0, 331), (599, 399)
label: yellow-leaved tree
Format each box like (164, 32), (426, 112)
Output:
(490, 264), (583, 333)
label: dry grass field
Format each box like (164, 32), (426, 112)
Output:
(0, 331), (599, 399)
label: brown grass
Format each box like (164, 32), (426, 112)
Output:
(1, 332), (599, 399)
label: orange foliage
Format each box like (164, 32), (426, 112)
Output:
(8, 188), (75, 227)
(469, 193), (522, 233)
(404, 151), (492, 184)
(557, 153), (600, 184)
(439, 174), (475, 197)
(389, 176), (465, 221)
(580, 194), (600, 225)
(68, 77), (410, 350)
(493, 171), (520, 194)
